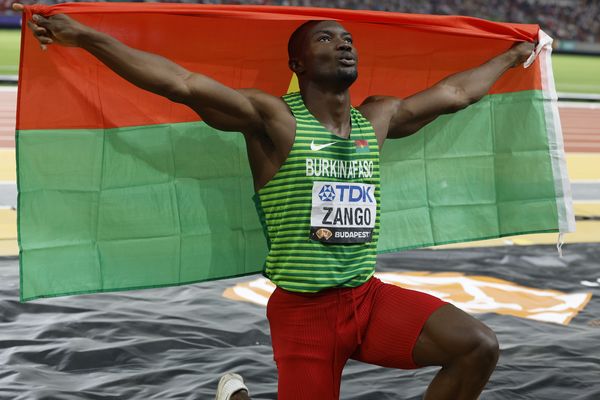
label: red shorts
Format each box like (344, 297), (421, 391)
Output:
(266, 276), (447, 400)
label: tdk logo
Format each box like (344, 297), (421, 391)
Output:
(318, 184), (374, 203)
(318, 185), (336, 201)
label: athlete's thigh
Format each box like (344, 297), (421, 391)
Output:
(411, 302), (498, 367)
(351, 282), (447, 369)
(275, 356), (342, 400)
(267, 288), (345, 400)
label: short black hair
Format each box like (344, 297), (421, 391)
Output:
(287, 20), (322, 61)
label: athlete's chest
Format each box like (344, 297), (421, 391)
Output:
(287, 118), (380, 243)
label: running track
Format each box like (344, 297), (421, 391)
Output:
(1, 88), (599, 152)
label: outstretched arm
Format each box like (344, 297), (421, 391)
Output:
(14, 3), (270, 135)
(361, 41), (535, 143)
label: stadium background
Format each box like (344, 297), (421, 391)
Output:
(0, 1), (599, 399)
(2, 0), (600, 90)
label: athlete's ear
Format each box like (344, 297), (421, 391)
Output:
(289, 58), (305, 74)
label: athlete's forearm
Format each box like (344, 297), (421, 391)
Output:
(24, 10), (196, 103)
(78, 28), (192, 102)
(439, 49), (518, 106)
(439, 42), (533, 107)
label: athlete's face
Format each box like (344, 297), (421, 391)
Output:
(295, 21), (358, 89)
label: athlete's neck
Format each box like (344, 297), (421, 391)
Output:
(299, 83), (352, 139)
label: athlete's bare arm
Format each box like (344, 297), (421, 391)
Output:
(14, 3), (295, 189)
(360, 41), (535, 147)
(16, 5), (283, 133)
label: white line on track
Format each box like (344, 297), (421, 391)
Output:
(558, 101), (600, 109)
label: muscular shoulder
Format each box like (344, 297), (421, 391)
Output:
(357, 96), (404, 146)
(237, 89), (295, 149)
(238, 88), (293, 121)
(358, 95), (401, 118)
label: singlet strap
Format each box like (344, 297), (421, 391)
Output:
(282, 92), (307, 118)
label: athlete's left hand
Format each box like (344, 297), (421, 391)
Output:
(509, 41), (536, 67)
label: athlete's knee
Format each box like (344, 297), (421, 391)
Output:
(463, 325), (499, 370)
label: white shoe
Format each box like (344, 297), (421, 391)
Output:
(215, 372), (249, 400)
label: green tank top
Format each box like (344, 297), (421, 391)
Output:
(253, 92), (381, 293)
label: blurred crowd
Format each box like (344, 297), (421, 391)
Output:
(2, 0), (600, 43)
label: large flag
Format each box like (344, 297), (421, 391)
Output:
(17, 3), (574, 301)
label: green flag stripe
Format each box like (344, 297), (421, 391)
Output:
(17, 89), (567, 300)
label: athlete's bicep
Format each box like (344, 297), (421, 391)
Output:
(183, 84), (266, 134)
(387, 85), (466, 138)
(192, 103), (255, 133)
(360, 96), (437, 142)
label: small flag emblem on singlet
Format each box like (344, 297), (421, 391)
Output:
(355, 140), (369, 153)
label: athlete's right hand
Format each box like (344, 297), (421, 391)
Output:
(12, 3), (87, 50)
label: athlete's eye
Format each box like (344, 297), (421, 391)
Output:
(318, 36), (331, 42)
(344, 37), (353, 44)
